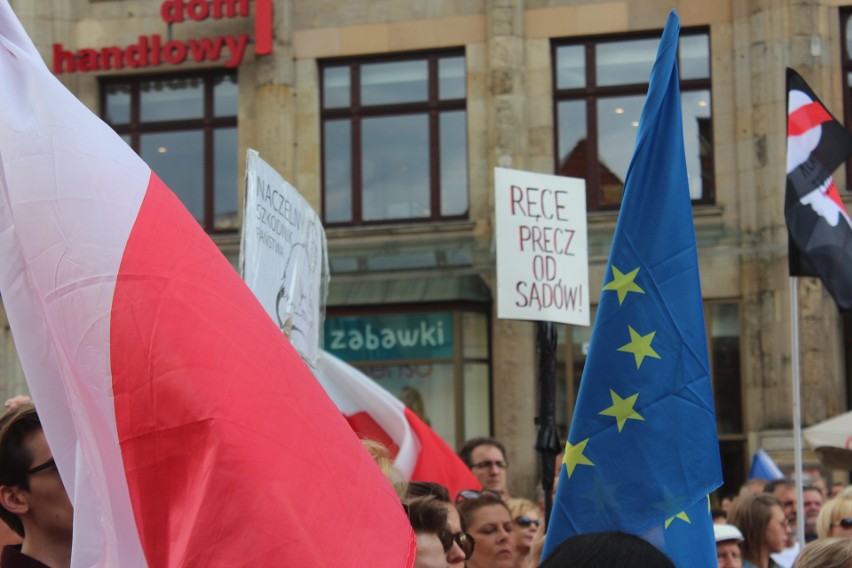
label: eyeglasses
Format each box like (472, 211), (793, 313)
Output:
(834, 518), (852, 529)
(451, 531), (475, 557)
(471, 460), (507, 470)
(515, 515), (541, 528)
(27, 457), (56, 476)
(455, 489), (502, 503)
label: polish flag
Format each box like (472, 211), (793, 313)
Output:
(0, 3), (415, 567)
(316, 352), (481, 499)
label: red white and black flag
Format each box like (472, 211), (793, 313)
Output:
(786, 68), (852, 312)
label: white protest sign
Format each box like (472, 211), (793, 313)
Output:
(240, 150), (329, 366)
(495, 167), (590, 326)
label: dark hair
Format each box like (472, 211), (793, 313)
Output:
(0, 404), (43, 537)
(407, 481), (451, 503)
(763, 478), (794, 494)
(456, 491), (510, 529)
(540, 532), (675, 568)
(728, 493), (782, 564)
(404, 496), (449, 538)
(458, 437), (507, 468)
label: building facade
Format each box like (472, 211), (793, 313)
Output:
(1, 0), (851, 500)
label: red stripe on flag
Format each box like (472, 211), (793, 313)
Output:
(788, 101), (832, 136)
(404, 408), (481, 499)
(254, 0), (273, 55)
(111, 173), (415, 567)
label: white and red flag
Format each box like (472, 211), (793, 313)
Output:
(786, 68), (852, 311)
(0, 2), (415, 566)
(315, 352), (481, 499)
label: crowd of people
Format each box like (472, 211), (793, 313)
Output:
(0, 397), (851, 568)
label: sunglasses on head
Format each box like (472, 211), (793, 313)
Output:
(515, 515), (541, 528)
(455, 489), (502, 503)
(835, 518), (852, 529)
(438, 530), (476, 557)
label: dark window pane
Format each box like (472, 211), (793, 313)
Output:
(680, 34), (710, 80)
(555, 45), (585, 89)
(140, 77), (203, 121)
(556, 100), (587, 178)
(440, 110), (468, 216)
(324, 120), (353, 223)
(596, 39), (657, 86)
(362, 114), (429, 220)
(682, 90), (713, 200)
(711, 303), (742, 435)
(214, 75), (238, 117)
(597, 95), (643, 205)
(323, 66), (350, 108)
(361, 60), (428, 105)
(214, 127), (238, 230)
(105, 83), (130, 125)
(439, 56), (466, 100)
(141, 131), (204, 222)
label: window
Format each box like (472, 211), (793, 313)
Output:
(553, 30), (714, 210)
(840, 10), (852, 188)
(320, 51), (468, 226)
(101, 70), (239, 233)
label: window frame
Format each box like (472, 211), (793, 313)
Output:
(99, 69), (238, 234)
(319, 49), (468, 227)
(839, 9), (852, 189)
(551, 28), (715, 211)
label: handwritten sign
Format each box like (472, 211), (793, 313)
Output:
(240, 150), (329, 366)
(494, 167), (589, 326)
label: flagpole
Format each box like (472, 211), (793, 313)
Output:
(535, 320), (561, 527)
(789, 276), (805, 545)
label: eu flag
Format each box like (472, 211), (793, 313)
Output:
(541, 12), (722, 567)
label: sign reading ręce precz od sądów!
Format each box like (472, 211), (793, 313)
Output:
(494, 167), (590, 326)
(52, 0), (273, 74)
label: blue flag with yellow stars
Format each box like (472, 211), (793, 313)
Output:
(541, 11), (722, 567)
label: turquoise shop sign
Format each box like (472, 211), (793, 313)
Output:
(324, 313), (454, 363)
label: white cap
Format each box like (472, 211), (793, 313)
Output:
(714, 524), (744, 543)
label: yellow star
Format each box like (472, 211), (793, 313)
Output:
(599, 389), (645, 432)
(563, 439), (595, 479)
(665, 511), (691, 529)
(617, 326), (661, 369)
(602, 266), (645, 304)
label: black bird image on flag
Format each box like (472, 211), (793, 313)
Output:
(785, 68), (852, 312)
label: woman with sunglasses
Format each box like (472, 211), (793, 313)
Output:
(728, 494), (787, 568)
(816, 487), (852, 539)
(457, 491), (516, 568)
(407, 482), (473, 567)
(507, 498), (541, 567)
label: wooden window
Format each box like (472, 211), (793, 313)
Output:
(553, 29), (714, 210)
(101, 70), (238, 233)
(320, 50), (468, 226)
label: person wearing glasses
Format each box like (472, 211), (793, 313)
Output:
(458, 437), (511, 500)
(728, 493), (787, 568)
(457, 491), (516, 568)
(507, 498), (541, 567)
(0, 404), (73, 568)
(406, 482), (473, 567)
(405, 496), (456, 568)
(815, 487), (852, 539)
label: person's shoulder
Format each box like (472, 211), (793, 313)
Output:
(0, 545), (50, 568)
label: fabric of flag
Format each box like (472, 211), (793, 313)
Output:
(315, 351), (481, 499)
(785, 68), (852, 312)
(541, 12), (722, 567)
(0, 2), (415, 566)
(748, 449), (784, 481)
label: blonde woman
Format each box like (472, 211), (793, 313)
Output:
(727, 494), (787, 568)
(507, 498), (541, 567)
(816, 487), (852, 539)
(793, 538), (852, 568)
